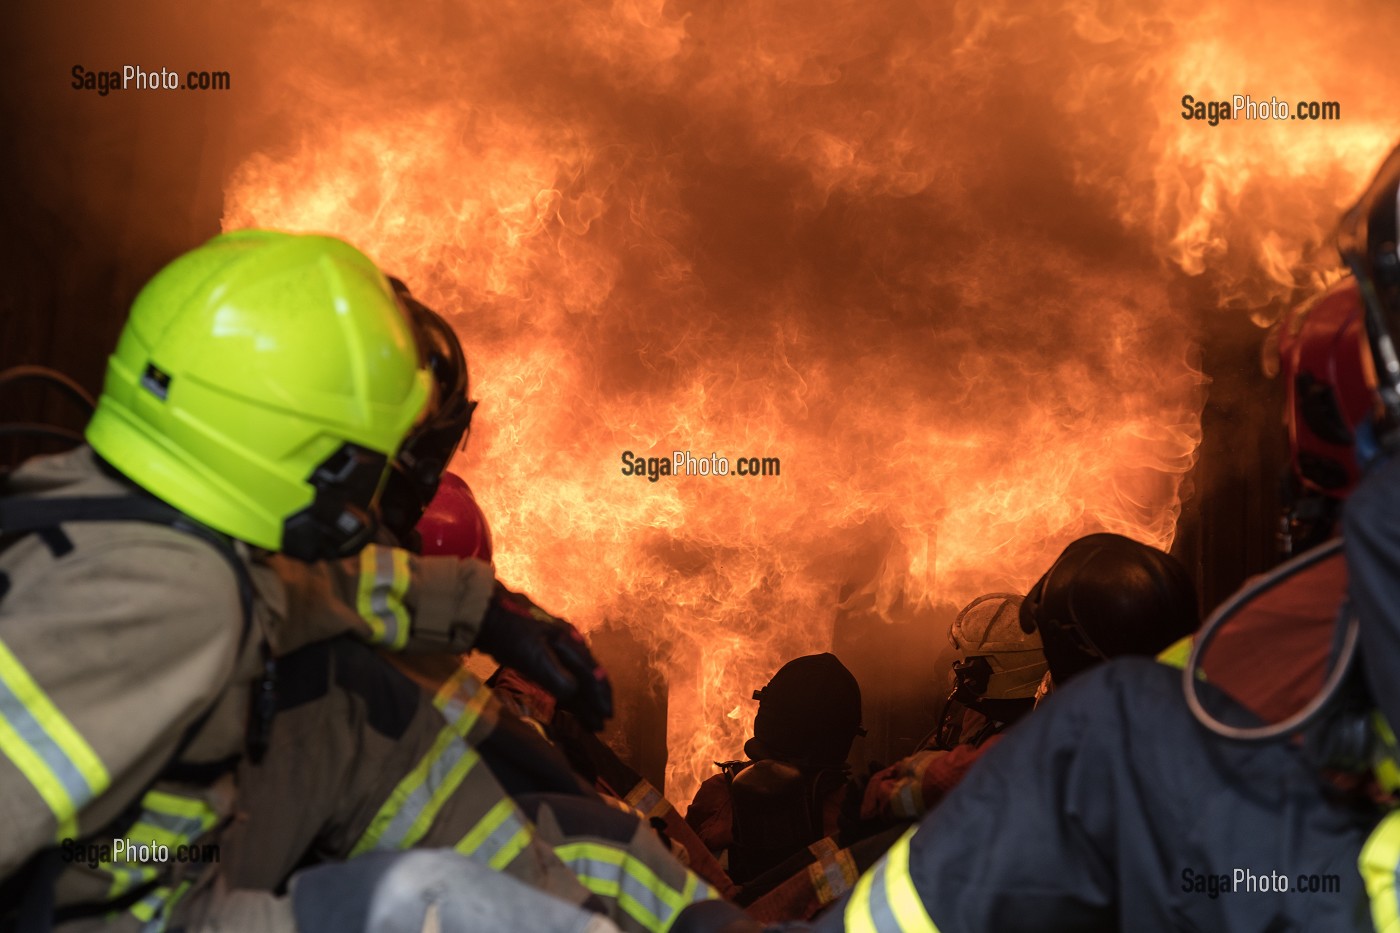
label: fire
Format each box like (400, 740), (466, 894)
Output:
(223, 0), (1399, 804)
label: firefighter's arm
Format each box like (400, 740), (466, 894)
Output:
(862, 755), (935, 821)
(823, 689), (1111, 932)
(0, 533), (242, 880)
(261, 547), (495, 656)
(264, 549), (613, 729)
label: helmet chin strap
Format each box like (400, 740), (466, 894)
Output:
(280, 443), (390, 561)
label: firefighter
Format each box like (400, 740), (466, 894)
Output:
(0, 232), (622, 933)
(209, 283), (733, 933)
(928, 592), (1044, 750)
(860, 536), (1195, 828)
(859, 593), (1044, 826)
(1336, 140), (1400, 929)
(1019, 532), (1199, 696)
(220, 478), (726, 933)
(685, 654), (865, 886)
(765, 158), (1400, 933)
(1156, 277), (1366, 724)
(457, 472), (737, 898)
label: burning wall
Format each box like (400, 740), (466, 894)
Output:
(222, 0), (1398, 802)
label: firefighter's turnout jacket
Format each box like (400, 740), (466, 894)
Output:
(811, 659), (1376, 932)
(0, 447), (719, 933)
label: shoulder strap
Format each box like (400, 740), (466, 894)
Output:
(0, 494), (260, 933)
(0, 495), (254, 623)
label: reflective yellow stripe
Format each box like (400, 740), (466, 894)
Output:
(1375, 713), (1400, 797)
(885, 828), (937, 932)
(554, 841), (714, 933)
(350, 730), (480, 855)
(129, 879), (191, 932)
(406, 745), (482, 845)
(353, 668), (495, 856)
(456, 797), (514, 854)
(1156, 635), (1193, 670)
(356, 546), (412, 649)
(454, 795), (534, 870)
(433, 667), (493, 727)
(0, 638), (109, 838)
(433, 664), (477, 708)
(488, 826), (532, 871)
(846, 827), (939, 933)
(104, 790), (220, 898)
(1361, 811), (1400, 933)
(0, 714), (74, 839)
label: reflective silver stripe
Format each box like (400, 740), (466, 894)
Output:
(134, 889), (171, 933)
(434, 666), (492, 736)
(352, 678), (491, 856)
(865, 857), (898, 931)
(556, 845), (713, 933)
(858, 830), (938, 933)
(139, 806), (214, 840)
(0, 672), (94, 816)
(371, 738), (481, 851)
(105, 791), (219, 898)
(893, 777), (920, 818)
(368, 547), (405, 648)
(130, 880), (192, 933)
(619, 864), (676, 932)
(562, 852), (671, 932)
(625, 782), (665, 818)
(476, 809), (532, 869)
(106, 861), (158, 899)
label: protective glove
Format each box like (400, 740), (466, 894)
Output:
(476, 582), (614, 731)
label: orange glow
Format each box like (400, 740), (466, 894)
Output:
(223, 0), (1398, 803)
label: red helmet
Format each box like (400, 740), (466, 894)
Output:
(1278, 277), (1372, 498)
(416, 472), (493, 562)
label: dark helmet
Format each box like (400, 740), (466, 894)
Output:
(744, 653), (865, 768)
(1338, 142), (1400, 445)
(1020, 533), (1199, 686)
(379, 278), (478, 543)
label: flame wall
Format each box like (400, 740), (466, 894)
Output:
(222, 0), (1399, 802)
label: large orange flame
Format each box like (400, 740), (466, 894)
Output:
(224, 0), (1398, 803)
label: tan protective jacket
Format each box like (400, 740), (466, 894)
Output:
(0, 448), (501, 930)
(0, 447), (252, 885)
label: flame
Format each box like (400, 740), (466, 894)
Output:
(223, 0), (1399, 803)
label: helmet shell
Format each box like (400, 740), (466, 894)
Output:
(416, 472), (493, 562)
(86, 230), (431, 553)
(1021, 533), (1199, 686)
(747, 653), (863, 767)
(948, 593), (1046, 701)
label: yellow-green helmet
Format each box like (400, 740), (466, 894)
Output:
(85, 230), (432, 559)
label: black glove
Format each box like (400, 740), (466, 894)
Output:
(476, 582), (614, 731)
